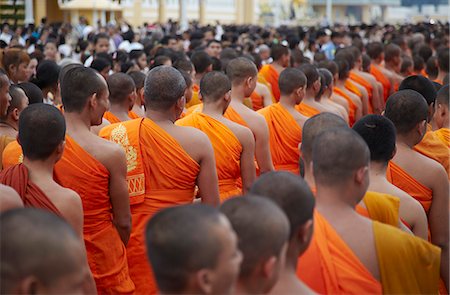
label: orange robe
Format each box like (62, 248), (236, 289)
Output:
(54, 136), (135, 294)
(2, 140), (23, 169)
(257, 74), (275, 103)
(100, 118), (199, 294)
(224, 106), (249, 128)
(369, 65), (391, 102)
(434, 128), (450, 148)
(295, 102), (321, 118)
(258, 103), (301, 174)
(333, 87), (356, 126)
(128, 111), (140, 119)
(0, 163), (62, 216)
(250, 91), (264, 111)
(0, 135), (15, 170)
(414, 124), (450, 177)
(387, 161), (433, 214)
(185, 83), (201, 108)
(259, 64), (280, 101)
(176, 113), (242, 201)
(349, 72), (374, 113)
(103, 111), (122, 124)
(297, 211), (382, 294)
(356, 191), (400, 227)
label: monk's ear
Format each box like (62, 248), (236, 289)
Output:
(88, 93), (98, 109)
(206, 64), (213, 73)
(297, 219), (314, 245)
(12, 108), (20, 121)
(390, 145), (397, 160)
(18, 276), (41, 295)
(56, 140), (66, 156)
(355, 166), (369, 185)
(176, 96), (186, 110)
(196, 269), (213, 294)
(262, 255), (278, 279)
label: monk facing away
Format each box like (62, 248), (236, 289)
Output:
(103, 72), (136, 124)
(353, 114), (428, 239)
(250, 172), (316, 295)
(188, 50), (213, 108)
(317, 68), (349, 122)
(57, 66), (134, 294)
(366, 42), (393, 102)
(298, 127), (441, 294)
(433, 85), (449, 147)
(258, 68), (308, 174)
(225, 57), (274, 174)
(384, 89), (449, 290)
(383, 43), (404, 91)
(145, 204), (242, 295)
(220, 195), (290, 294)
(177, 71), (255, 200)
(259, 44), (290, 101)
(0, 85), (28, 138)
(0, 208), (93, 294)
(128, 70), (146, 118)
(100, 66), (220, 294)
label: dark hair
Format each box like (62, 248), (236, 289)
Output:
(90, 57), (111, 73)
(128, 71), (146, 90)
(199, 71), (230, 102)
(279, 67), (306, 95)
(270, 44), (289, 61)
(299, 64), (319, 88)
(17, 82), (43, 104)
(93, 32), (109, 45)
(398, 75), (437, 106)
(190, 51), (212, 74)
(32, 60), (60, 90)
(437, 47), (449, 73)
(106, 73), (136, 104)
(366, 42), (384, 60)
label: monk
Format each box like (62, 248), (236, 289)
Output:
(0, 85), (28, 138)
(353, 114), (428, 239)
(258, 68), (308, 174)
(56, 66), (135, 294)
(100, 66), (219, 294)
(188, 51), (212, 108)
(0, 104), (84, 236)
(384, 89), (449, 290)
(295, 64), (338, 117)
(318, 60), (351, 115)
(435, 47), (449, 85)
(317, 68), (348, 122)
(259, 44), (290, 101)
(177, 71), (255, 200)
(225, 57), (274, 174)
(103, 72), (136, 123)
(367, 42), (393, 101)
(0, 184), (23, 212)
(220, 196), (290, 294)
(384, 43), (405, 91)
(145, 204), (242, 295)
(433, 85), (449, 147)
(178, 69), (194, 118)
(300, 113), (408, 231)
(128, 71), (146, 118)
(298, 127), (441, 294)
(0, 208), (94, 294)
(249, 54), (274, 111)
(250, 172), (316, 295)
(0, 69), (12, 169)
(399, 75), (449, 176)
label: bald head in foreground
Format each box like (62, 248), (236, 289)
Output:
(146, 204), (242, 295)
(250, 171), (315, 294)
(220, 195), (290, 294)
(0, 208), (92, 294)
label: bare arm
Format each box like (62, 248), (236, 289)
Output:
(371, 83), (383, 114)
(238, 127), (256, 194)
(411, 202), (428, 240)
(253, 117), (274, 173)
(61, 191), (84, 237)
(260, 84), (274, 108)
(359, 87), (369, 116)
(106, 146), (131, 245)
(429, 166), (449, 290)
(196, 133), (220, 206)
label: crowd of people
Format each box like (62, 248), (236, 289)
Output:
(0, 15), (449, 294)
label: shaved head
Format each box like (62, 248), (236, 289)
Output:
(399, 75), (436, 106)
(366, 42), (384, 60)
(279, 68), (306, 96)
(437, 85), (449, 107)
(384, 43), (401, 63)
(200, 71), (231, 102)
(107, 73), (136, 104)
(250, 172), (315, 239)
(220, 196), (289, 280)
(1, 208), (87, 294)
(144, 66), (186, 111)
(301, 113), (348, 163)
(2, 85), (28, 119)
(226, 57), (258, 85)
(270, 44), (289, 61)
(384, 89), (428, 135)
(313, 128), (370, 186)
(299, 64), (319, 88)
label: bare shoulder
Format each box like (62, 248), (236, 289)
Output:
(225, 119), (254, 144)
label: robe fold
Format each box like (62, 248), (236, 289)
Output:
(258, 103), (301, 174)
(101, 118), (199, 294)
(356, 191), (400, 227)
(224, 106), (249, 127)
(434, 128), (450, 148)
(333, 87), (356, 126)
(250, 91), (264, 111)
(128, 111), (140, 119)
(54, 136), (135, 294)
(103, 111), (122, 124)
(369, 65), (391, 102)
(259, 64), (280, 101)
(176, 113), (242, 201)
(295, 102), (321, 118)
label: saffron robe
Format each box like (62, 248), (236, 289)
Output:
(356, 191), (400, 227)
(0, 135), (15, 170)
(259, 64), (280, 101)
(333, 87), (356, 126)
(185, 83), (201, 108)
(369, 65), (391, 102)
(250, 91), (264, 111)
(103, 111), (122, 124)
(295, 102), (321, 118)
(349, 72), (374, 113)
(2, 140), (22, 169)
(435, 128), (450, 148)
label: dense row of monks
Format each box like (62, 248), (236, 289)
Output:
(0, 35), (449, 295)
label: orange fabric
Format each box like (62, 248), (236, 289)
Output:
(434, 79), (443, 85)
(186, 102), (203, 116)
(259, 64), (280, 101)
(176, 113), (242, 201)
(0, 164), (62, 216)
(370, 65), (391, 102)
(54, 136), (134, 294)
(103, 111), (122, 124)
(185, 83), (201, 108)
(349, 72), (374, 114)
(333, 87), (356, 126)
(258, 103), (301, 174)
(250, 91), (264, 111)
(295, 102), (320, 118)
(356, 191), (400, 227)
(421, 69), (428, 77)
(2, 140), (23, 169)
(0, 135), (15, 170)
(386, 161), (433, 214)
(297, 211), (382, 294)
(102, 118), (199, 294)
(414, 124), (450, 177)
(128, 111), (140, 119)
(257, 74), (275, 103)
(434, 128), (450, 148)
(345, 80), (362, 98)
(224, 106), (249, 127)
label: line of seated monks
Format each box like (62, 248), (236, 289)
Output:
(0, 40), (448, 295)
